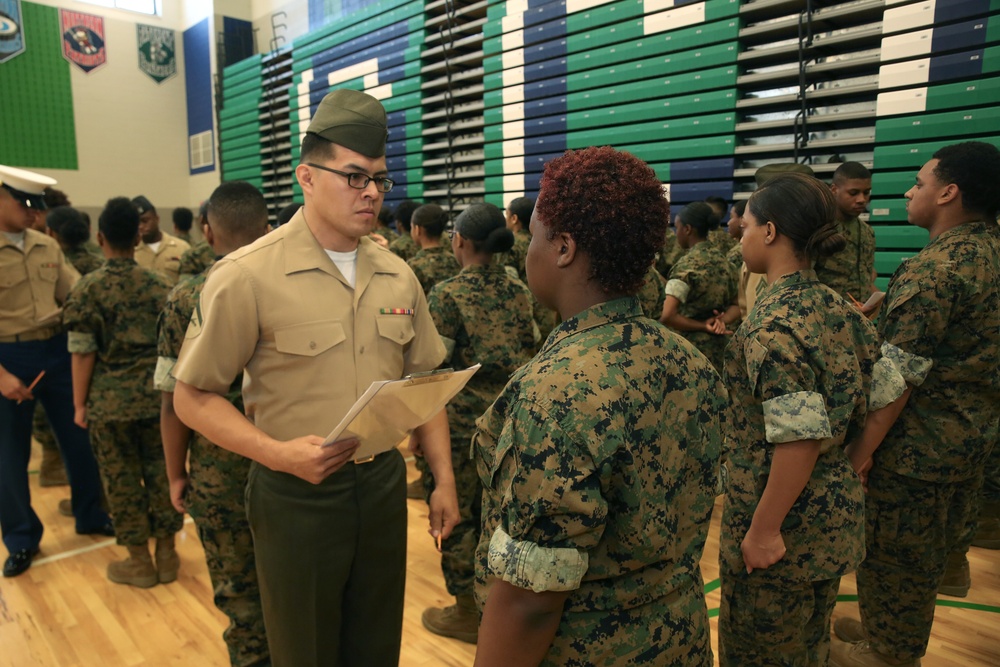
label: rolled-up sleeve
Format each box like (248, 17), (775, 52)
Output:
(486, 527), (589, 593)
(869, 353), (908, 409)
(880, 341), (933, 387)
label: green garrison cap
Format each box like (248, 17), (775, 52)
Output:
(306, 89), (388, 158)
(754, 163), (815, 186)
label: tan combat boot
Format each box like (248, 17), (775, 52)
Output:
(938, 551), (970, 597)
(38, 440), (68, 487)
(833, 617), (866, 643)
(830, 639), (921, 667)
(972, 501), (1000, 549)
(107, 544), (158, 588)
(154, 535), (180, 584)
(421, 593), (479, 644)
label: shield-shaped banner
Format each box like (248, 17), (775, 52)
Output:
(137, 23), (176, 84)
(0, 0), (25, 64)
(60, 9), (106, 73)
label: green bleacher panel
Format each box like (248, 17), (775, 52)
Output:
(222, 53), (262, 76)
(872, 225), (928, 250)
(484, 135), (736, 170)
(871, 171), (912, 200)
(292, 0), (421, 57)
(224, 155), (264, 172)
(219, 109), (263, 130)
(875, 276), (890, 291)
(484, 18), (738, 74)
(923, 76), (1000, 114)
(484, 88), (737, 141)
(872, 135), (1000, 169)
(220, 99), (263, 120)
(875, 251), (917, 276)
(222, 144), (263, 162)
(875, 107), (1000, 142)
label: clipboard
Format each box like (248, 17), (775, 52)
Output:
(322, 364), (481, 461)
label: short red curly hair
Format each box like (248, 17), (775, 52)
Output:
(536, 146), (669, 295)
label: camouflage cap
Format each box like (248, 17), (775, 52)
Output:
(754, 163), (815, 187)
(306, 89), (388, 158)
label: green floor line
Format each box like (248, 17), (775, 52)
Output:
(704, 578), (721, 594)
(836, 594), (1000, 614)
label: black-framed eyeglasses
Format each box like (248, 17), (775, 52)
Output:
(306, 163), (394, 193)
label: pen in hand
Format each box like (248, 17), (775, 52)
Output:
(16, 370), (45, 406)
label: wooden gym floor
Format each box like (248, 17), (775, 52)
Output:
(1, 441), (997, 666)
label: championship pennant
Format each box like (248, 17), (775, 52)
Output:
(60, 9), (106, 73)
(137, 23), (176, 83)
(0, 0), (25, 64)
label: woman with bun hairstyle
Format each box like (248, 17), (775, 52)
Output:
(417, 202), (539, 644)
(718, 173), (905, 666)
(46, 206), (103, 275)
(659, 201), (740, 371)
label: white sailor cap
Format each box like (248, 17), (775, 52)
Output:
(0, 165), (57, 211)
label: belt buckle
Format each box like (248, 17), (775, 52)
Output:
(354, 454), (376, 465)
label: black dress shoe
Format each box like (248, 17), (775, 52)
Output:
(76, 522), (115, 537)
(3, 548), (40, 577)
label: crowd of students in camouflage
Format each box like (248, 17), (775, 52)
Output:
(2, 132), (997, 667)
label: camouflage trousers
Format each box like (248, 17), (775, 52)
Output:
(419, 423), (481, 598)
(32, 403), (58, 451)
(545, 576), (712, 667)
(718, 570), (840, 666)
(88, 417), (182, 545)
(856, 466), (976, 662)
(187, 433), (268, 667)
(980, 442), (999, 505)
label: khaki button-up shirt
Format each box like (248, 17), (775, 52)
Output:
(173, 210), (446, 442)
(135, 232), (190, 285)
(0, 229), (79, 336)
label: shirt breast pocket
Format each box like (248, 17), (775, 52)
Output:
(274, 321), (347, 357)
(34, 264), (59, 283)
(0, 263), (28, 289)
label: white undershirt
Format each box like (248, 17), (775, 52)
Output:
(2, 231), (25, 250)
(325, 248), (358, 288)
(146, 240), (162, 253)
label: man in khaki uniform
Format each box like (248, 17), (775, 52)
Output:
(0, 165), (112, 578)
(172, 90), (460, 667)
(132, 195), (190, 284)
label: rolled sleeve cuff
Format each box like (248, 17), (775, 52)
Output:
(154, 356), (178, 392)
(869, 356), (907, 411)
(880, 341), (932, 386)
(66, 331), (98, 354)
(487, 527), (588, 593)
(762, 391), (833, 444)
(664, 278), (690, 303)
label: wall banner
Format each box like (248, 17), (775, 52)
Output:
(0, 0), (25, 64)
(137, 23), (175, 84)
(60, 9), (106, 73)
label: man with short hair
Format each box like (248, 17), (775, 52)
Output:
(172, 89), (460, 667)
(388, 199), (420, 261)
(0, 165), (112, 579)
(132, 195), (190, 284)
(833, 142), (1000, 667)
(817, 162), (876, 305)
(157, 181), (270, 667)
(171, 207), (194, 244)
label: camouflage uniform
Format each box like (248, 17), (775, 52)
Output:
(664, 241), (739, 372)
(62, 258), (182, 546)
(493, 229), (531, 283)
(475, 297), (724, 666)
(720, 269), (904, 667)
(636, 266), (666, 320)
(655, 229), (686, 278)
(814, 216), (876, 302)
(374, 224), (399, 244)
(709, 227), (737, 255)
(407, 246), (460, 296)
(388, 233), (418, 262)
(856, 220), (1000, 662)
(175, 231), (193, 245)
(156, 271), (268, 667)
(64, 245), (103, 276)
(177, 240), (215, 278)
(725, 243), (743, 282)
(424, 264), (538, 597)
